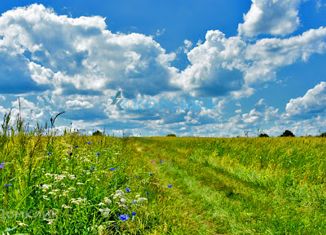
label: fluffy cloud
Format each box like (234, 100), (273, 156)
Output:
(245, 27), (326, 83)
(0, 4), (178, 98)
(238, 0), (301, 37)
(177, 27), (326, 96)
(0, 4), (325, 136)
(285, 82), (326, 118)
(177, 30), (247, 97)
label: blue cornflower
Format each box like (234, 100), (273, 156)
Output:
(109, 167), (116, 171)
(47, 152), (52, 156)
(131, 212), (136, 216)
(168, 184), (173, 188)
(125, 187), (131, 193)
(0, 162), (4, 169)
(119, 214), (129, 221)
(4, 183), (12, 188)
(74, 145), (79, 149)
(96, 152), (100, 157)
(87, 141), (91, 145)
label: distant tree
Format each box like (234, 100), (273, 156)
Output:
(258, 133), (269, 137)
(320, 132), (326, 137)
(280, 130), (295, 137)
(92, 130), (103, 136)
(166, 133), (176, 137)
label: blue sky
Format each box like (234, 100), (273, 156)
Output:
(0, 0), (325, 136)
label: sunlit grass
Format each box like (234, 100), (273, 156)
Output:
(0, 119), (325, 234)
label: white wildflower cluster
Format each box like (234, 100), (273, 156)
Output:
(135, 195), (148, 204)
(40, 184), (51, 192)
(16, 221), (28, 227)
(99, 208), (111, 218)
(112, 190), (128, 209)
(98, 197), (113, 218)
(43, 209), (57, 225)
(70, 197), (87, 205)
(61, 204), (72, 209)
(97, 189), (148, 219)
(45, 172), (76, 182)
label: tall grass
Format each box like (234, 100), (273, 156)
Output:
(0, 113), (325, 234)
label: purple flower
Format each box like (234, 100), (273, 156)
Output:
(131, 212), (136, 216)
(125, 187), (131, 193)
(168, 184), (172, 188)
(119, 214), (129, 221)
(0, 162), (4, 169)
(87, 141), (91, 145)
(109, 167), (116, 171)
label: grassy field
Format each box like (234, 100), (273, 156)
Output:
(0, 131), (325, 234)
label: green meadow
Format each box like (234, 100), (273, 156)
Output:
(0, 127), (325, 234)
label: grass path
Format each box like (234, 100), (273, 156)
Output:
(125, 137), (326, 234)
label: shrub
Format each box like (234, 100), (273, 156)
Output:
(320, 132), (326, 137)
(92, 130), (103, 136)
(258, 133), (269, 137)
(166, 133), (176, 137)
(280, 130), (295, 137)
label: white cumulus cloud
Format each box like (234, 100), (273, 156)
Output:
(0, 4), (178, 98)
(286, 82), (326, 118)
(238, 0), (302, 37)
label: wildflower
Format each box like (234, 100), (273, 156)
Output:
(98, 202), (105, 207)
(113, 190), (124, 200)
(168, 184), (173, 188)
(120, 198), (126, 204)
(74, 145), (79, 149)
(137, 197), (148, 203)
(119, 214), (129, 221)
(41, 184), (51, 192)
(47, 152), (52, 156)
(125, 187), (131, 193)
(131, 212), (136, 216)
(17, 221), (28, 227)
(76, 182), (84, 185)
(68, 174), (76, 180)
(99, 208), (111, 218)
(46, 219), (54, 225)
(62, 204), (71, 209)
(54, 174), (66, 181)
(103, 197), (112, 205)
(70, 197), (87, 205)
(109, 167), (116, 171)
(160, 160), (164, 164)
(87, 141), (91, 145)
(96, 152), (100, 157)
(4, 183), (12, 188)
(131, 199), (137, 204)
(0, 162), (5, 169)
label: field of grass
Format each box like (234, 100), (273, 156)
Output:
(0, 128), (325, 234)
